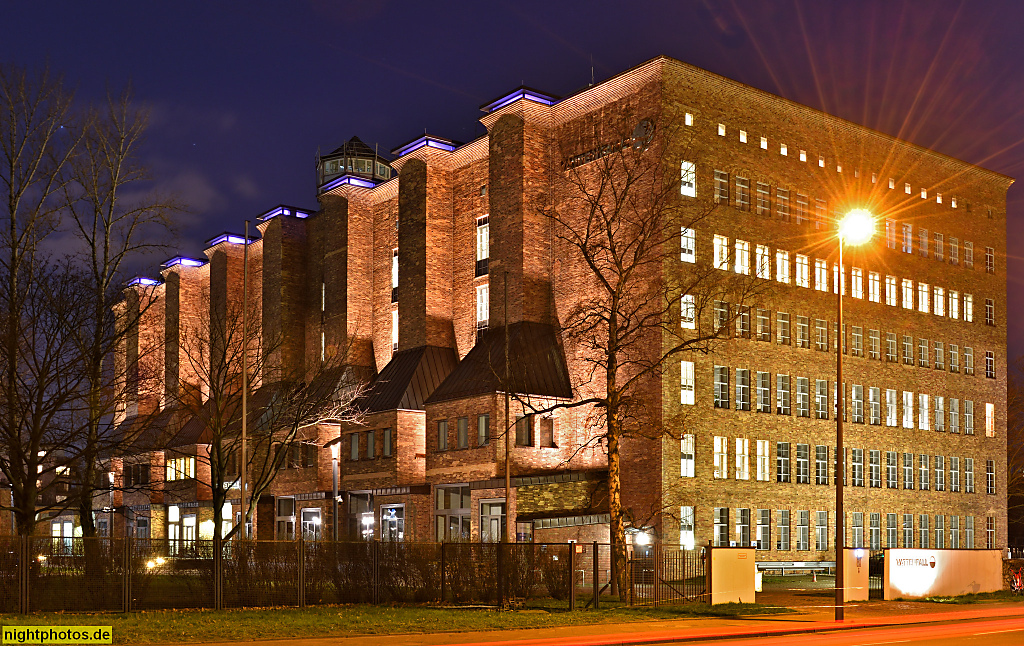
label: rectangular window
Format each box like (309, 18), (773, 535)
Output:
(950, 238), (959, 264)
(936, 456), (945, 492)
(736, 305), (750, 338)
(476, 283), (489, 333)
(950, 344), (960, 373)
(714, 170), (729, 203)
(951, 516), (961, 549)
(735, 508), (751, 547)
(795, 193), (808, 225)
(796, 377), (810, 417)
(919, 229), (929, 257)
(797, 510), (810, 550)
(934, 286), (945, 316)
(796, 316), (810, 349)
(886, 275), (898, 306)
(680, 227), (696, 262)
(985, 246), (995, 273)
(951, 456), (961, 492)
(680, 434), (695, 477)
(986, 351), (995, 379)
(901, 452), (914, 489)
(714, 508), (729, 547)
(757, 509), (771, 550)
(918, 338), (929, 367)
(477, 414), (489, 446)
(987, 459), (996, 495)
(735, 177), (750, 210)
(949, 290), (960, 320)
(777, 510), (790, 550)
(796, 443), (810, 484)
(735, 438), (750, 480)
(734, 239), (750, 274)
(714, 435), (729, 479)
(985, 299), (995, 326)
(476, 216), (489, 275)
(756, 182), (770, 215)
(391, 309), (399, 350)
(680, 506), (695, 549)
(735, 368), (751, 410)
(886, 389), (898, 426)
(713, 234), (730, 270)
(714, 366), (730, 408)
(965, 241), (974, 268)
(903, 336), (913, 365)
(815, 319), (828, 351)
(868, 329), (880, 360)
(815, 446), (829, 485)
(757, 440), (770, 481)
(796, 255), (809, 287)
(457, 417), (469, 449)
(886, 218), (896, 248)
(935, 396), (945, 431)
(869, 513), (880, 550)
(851, 448), (864, 487)
(815, 379), (829, 420)
(777, 312), (790, 345)
(851, 267), (863, 299)
(986, 402), (995, 437)
(903, 391), (914, 428)
(934, 232), (944, 260)
(515, 415), (533, 446)
(886, 451), (898, 489)
(680, 294), (695, 329)
(902, 223), (913, 253)
(887, 513), (898, 548)
(814, 259), (828, 291)
(756, 309), (770, 341)
(815, 198), (827, 230)
(987, 517), (996, 549)
(904, 514), (914, 548)
(966, 457), (975, 493)
(776, 375), (791, 415)
(965, 399), (975, 434)
(869, 271), (881, 303)
(776, 442), (791, 483)
(965, 346), (975, 375)
(680, 162), (696, 197)
(967, 517), (975, 549)
(935, 515), (945, 548)
(869, 387), (881, 424)
(965, 294), (974, 322)
(436, 420), (448, 451)
(918, 282), (930, 314)
(680, 360), (695, 405)
(852, 385), (864, 423)
(886, 333), (897, 362)
(918, 393), (930, 430)
(852, 326), (863, 357)
(776, 188), (790, 221)
(935, 341), (945, 370)
(756, 371), (771, 412)
(392, 249), (399, 302)
(367, 430), (377, 458)
(776, 250), (791, 283)
(869, 450), (881, 488)
(849, 512), (863, 549)
(919, 454), (930, 490)
(950, 398), (960, 433)
(902, 279), (914, 309)
(756, 245), (771, 279)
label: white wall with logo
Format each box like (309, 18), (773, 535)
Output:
(884, 549), (1002, 599)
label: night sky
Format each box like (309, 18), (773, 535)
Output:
(3, 1), (1023, 356)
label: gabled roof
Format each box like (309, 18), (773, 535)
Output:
(356, 345), (458, 413)
(425, 322), (572, 404)
(325, 135), (390, 161)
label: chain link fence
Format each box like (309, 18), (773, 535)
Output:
(8, 537), (634, 612)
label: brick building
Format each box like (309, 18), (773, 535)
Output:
(99, 55), (1008, 557)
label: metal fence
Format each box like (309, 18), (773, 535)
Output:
(6, 537), (648, 613)
(626, 544), (707, 606)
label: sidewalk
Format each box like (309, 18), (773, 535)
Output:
(193, 599), (1024, 646)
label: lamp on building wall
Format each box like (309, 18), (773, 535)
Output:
(835, 208), (874, 621)
(331, 440), (339, 541)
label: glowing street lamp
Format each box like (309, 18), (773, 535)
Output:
(835, 209), (874, 622)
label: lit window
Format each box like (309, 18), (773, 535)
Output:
(919, 394), (930, 430)
(776, 250), (790, 283)
(921, 188), (928, 199)
(685, 112), (693, 126)
(901, 279), (913, 309)
(735, 438), (749, 480)
(936, 193), (942, 204)
(476, 216), (489, 276)
(814, 259), (828, 291)
(680, 361), (695, 405)
(714, 170), (729, 203)
(964, 294), (974, 322)
(680, 435), (695, 477)
(949, 290), (960, 319)
(818, 155), (825, 167)
(901, 223), (913, 253)
(756, 441), (770, 481)
(888, 177), (895, 189)
(796, 254), (809, 288)
(934, 287), (945, 316)
(718, 123), (726, 136)
(680, 161), (696, 197)
(713, 234), (730, 270)
(391, 309), (398, 351)
(885, 219), (896, 249)
(986, 403), (995, 437)
(760, 136), (767, 149)
(476, 283), (489, 333)
(917, 282), (930, 314)
(799, 150), (806, 162)
(905, 182), (912, 194)
(776, 188), (790, 221)
(886, 275), (898, 305)
(851, 268), (863, 299)
(714, 435), (729, 478)
(755, 244), (770, 279)
(680, 505), (695, 549)
(680, 227), (696, 262)
(903, 391), (914, 429)
(734, 239), (750, 274)
(680, 295), (695, 330)
(780, 143), (788, 156)
(739, 129), (747, 143)
(952, 196), (958, 208)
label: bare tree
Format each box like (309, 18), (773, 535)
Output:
(1007, 356), (1024, 546)
(61, 88), (177, 539)
(529, 112), (768, 593)
(0, 65), (86, 535)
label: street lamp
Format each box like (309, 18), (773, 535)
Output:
(835, 208), (874, 621)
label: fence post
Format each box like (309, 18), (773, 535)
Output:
(123, 536), (132, 613)
(496, 542), (504, 608)
(592, 541), (599, 609)
(568, 544), (576, 610)
(297, 539), (306, 608)
(439, 542), (446, 603)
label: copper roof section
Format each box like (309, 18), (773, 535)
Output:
(356, 345), (459, 413)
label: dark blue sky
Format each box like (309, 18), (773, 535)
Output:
(4, 0), (1024, 353)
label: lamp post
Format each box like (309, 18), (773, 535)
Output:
(331, 441), (339, 541)
(835, 209), (874, 621)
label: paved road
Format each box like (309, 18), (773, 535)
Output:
(668, 616), (1024, 646)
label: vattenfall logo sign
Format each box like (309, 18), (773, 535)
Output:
(562, 118), (656, 170)
(894, 556), (938, 568)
